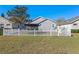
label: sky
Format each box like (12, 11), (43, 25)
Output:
(0, 5), (79, 20)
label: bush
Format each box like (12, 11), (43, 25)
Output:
(71, 29), (79, 33)
(0, 28), (3, 35)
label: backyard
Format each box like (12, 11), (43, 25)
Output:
(0, 33), (78, 54)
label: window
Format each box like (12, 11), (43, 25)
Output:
(24, 24), (27, 26)
(73, 23), (77, 26)
(52, 24), (57, 30)
(52, 24), (55, 30)
(0, 24), (4, 28)
(6, 24), (10, 26)
(52, 24), (54, 27)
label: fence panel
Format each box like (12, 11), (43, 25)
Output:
(3, 29), (58, 36)
(3, 26), (71, 36)
(3, 29), (19, 36)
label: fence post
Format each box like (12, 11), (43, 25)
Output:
(34, 29), (35, 36)
(12, 29), (13, 36)
(50, 30), (52, 36)
(3, 28), (4, 36)
(57, 26), (60, 36)
(18, 29), (20, 36)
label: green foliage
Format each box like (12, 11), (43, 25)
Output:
(71, 29), (79, 33)
(0, 28), (3, 35)
(7, 6), (30, 23)
(56, 17), (65, 25)
(1, 13), (5, 17)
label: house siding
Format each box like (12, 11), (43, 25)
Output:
(4, 23), (12, 29)
(58, 24), (71, 36)
(38, 20), (57, 30)
(71, 20), (79, 29)
(0, 17), (12, 29)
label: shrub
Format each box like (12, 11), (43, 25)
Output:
(71, 29), (79, 33)
(0, 28), (3, 35)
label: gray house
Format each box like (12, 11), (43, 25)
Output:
(0, 16), (79, 31)
(66, 16), (79, 29)
(27, 16), (57, 30)
(0, 17), (24, 29)
(0, 17), (12, 29)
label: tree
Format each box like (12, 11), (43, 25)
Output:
(7, 6), (30, 28)
(1, 13), (5, 17)
(56, 17), (65, 26)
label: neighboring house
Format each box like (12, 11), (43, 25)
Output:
(0, 17), (12, 29)
(65, 16), (79, 29)
(0, 17), (27, 29)
(30, 16), (57, 30)
(57, 22), (71, 36)
(0, 16), (72, 36)
(1, 16), (79, 31)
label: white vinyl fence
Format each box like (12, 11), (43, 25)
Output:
(3, 29), (58, 36)
(3, 25), (71, 36)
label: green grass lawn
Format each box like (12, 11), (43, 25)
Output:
(0, 33), (79, 54)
